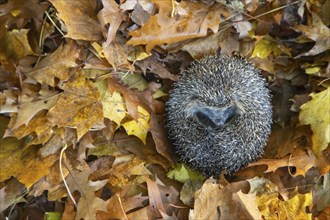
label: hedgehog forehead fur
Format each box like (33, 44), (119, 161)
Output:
(166, 55), (272, 176)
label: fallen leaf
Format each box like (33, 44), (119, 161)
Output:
(96, 79), (126, 126)
(149, 113), (175, 163)
(0, 141), (57, 188)
(108, 156), (151, 186)
(3, 29), (35, 60)
(294, 12), (330, 57)
(299, 87), (330, 154)
(190, 178), (261, 220)
(50, 0), (102, 41)
(257, 190), (313, 219)
(313, 172), (330, 211)
(102, 41), (131, 70)
(65, 168), (108, 220)
(0, 178), (26, 212)
(122, 106), (150, 144)
(98, 0), (125, 45)
(27, 42), (80, 86)
(167, 163), (204, 184)
(127, 0), (225, 52)
(47, 77), (104, 140)
(4, 111), (53, 140)
(246, 148), (330, 176)
(10, 95), (58, 130)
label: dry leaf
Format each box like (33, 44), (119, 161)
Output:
(127, 0), (224, 52)
(299, 87), (330, 154)
(47, 77), (104, 140)
(50, 0), (102, 41)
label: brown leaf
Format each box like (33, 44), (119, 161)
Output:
(190, 178), (261, 220)
(294, 12), (330, 57)
(65, 168), (108, 220)
(128, 0), (225, 52)
(27, 42), (81, 86)
(136, 54), (178, 81)
(150, 113), (175, 163)
(50, 0), (102, 41)
(247, 148), (327, 176)
(102, 41), (131, 70)
(98, 0), (126, 45)
(108, 156), (151, 186)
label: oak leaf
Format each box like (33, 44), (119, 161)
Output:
(294, 13), (330, 57)
(65, 168), (108, 220)
(127, 0), (224, 52)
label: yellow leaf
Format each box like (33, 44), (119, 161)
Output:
(0, 116), (57, 188)
(122, 106), (150, 144)
(257, 192), (313, 220)
(305, 66), (321, 74)
(4, 29), (35, 59)
(299, 88), (330, 154)
(91, 42), (105, 58)
(251, 38), (273, 59)
(47, 77), (104, 140)
(103, 91), (126, 126)
(251, 37), (290, 59)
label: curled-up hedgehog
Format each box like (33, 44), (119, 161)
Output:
(166, 55), (272, 176)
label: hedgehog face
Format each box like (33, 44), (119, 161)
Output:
(166, 55), (272, 176)
(186, 104), (240, 129)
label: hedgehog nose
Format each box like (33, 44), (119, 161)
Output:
(192, 105), (239, 129)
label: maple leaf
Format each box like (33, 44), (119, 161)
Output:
(65, 168), (108, 220)
(246, 148), (329, 176)
(50, 0), (102, 41)
(299, 87), (330, 154)
(47, 77), (104, 140)
(127, 0), (225, 52)
(293, 12), (330, 57)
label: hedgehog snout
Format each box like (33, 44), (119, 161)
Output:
(189, 105), (239, 129)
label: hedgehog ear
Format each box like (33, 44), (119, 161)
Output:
(192, 105), (238, 129)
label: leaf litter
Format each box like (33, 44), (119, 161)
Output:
(0, 0), (329, 219)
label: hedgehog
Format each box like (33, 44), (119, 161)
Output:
(166, 55), (272, 176)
